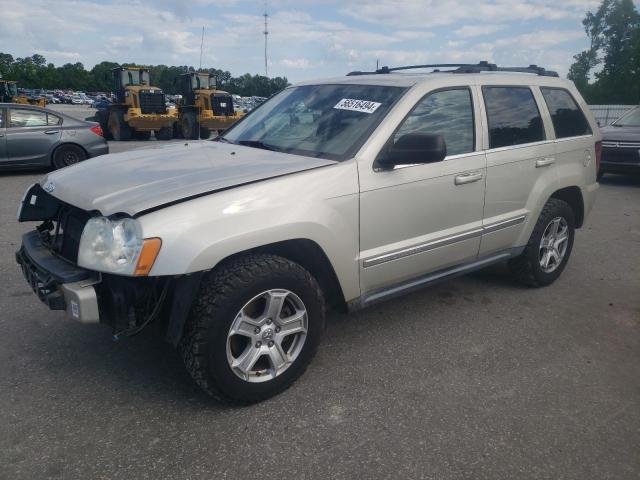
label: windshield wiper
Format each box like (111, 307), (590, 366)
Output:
(215, 136), (234, 143)
(236, 140), (281, 152)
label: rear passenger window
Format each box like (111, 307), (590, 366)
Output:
(395, 88), (474, 156)
(10, 109), (48, 127)
(540, 88), (591, 138)
(483, 87), (545, 149)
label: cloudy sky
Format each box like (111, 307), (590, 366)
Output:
(1, 0), (636, 82)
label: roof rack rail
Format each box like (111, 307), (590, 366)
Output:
(346, 61), (559, 77)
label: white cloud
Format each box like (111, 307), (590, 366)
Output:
(0, 0), (605, 81)
(281, 58), (311, 68)
(455, 24), (506, 38)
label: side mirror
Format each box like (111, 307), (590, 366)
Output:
(377, 132), (447, 168)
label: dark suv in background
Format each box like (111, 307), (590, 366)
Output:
(600, 106), (640, 178)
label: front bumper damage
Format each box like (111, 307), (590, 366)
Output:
(16, 229), (203, 344)
(16, 230), (100, 323)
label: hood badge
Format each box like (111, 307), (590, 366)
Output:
(43, 181), (55, 193)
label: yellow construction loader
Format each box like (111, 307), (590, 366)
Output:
(97, 67), (177, 140)
(176, 72), (243, 139)
(0, 80), (46, 107)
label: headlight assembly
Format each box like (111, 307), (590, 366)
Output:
(78, 216), (161, 276)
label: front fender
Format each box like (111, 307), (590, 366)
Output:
(138, 161), (361, 302)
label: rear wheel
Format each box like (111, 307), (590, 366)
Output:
(156, 126), (173, 141)
(52, 144), (86, 169)
(509, 198), (575, 287)
(180, 254), (325, 404)
(181, 112), (199, 140)
(108, 110), (131, 141)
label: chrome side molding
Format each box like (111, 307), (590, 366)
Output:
(363, 214), (526, 268)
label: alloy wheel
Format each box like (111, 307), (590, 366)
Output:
(226, 289), (308, 383)
(538, 216), (569, 273)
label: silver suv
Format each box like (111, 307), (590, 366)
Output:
(16, 62), (600, 403)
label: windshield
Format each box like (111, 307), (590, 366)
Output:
(222, 84), (408, 161)
(193, 74), (215, 89)
(8, 83), (17, 97)
(121, 70), (150, 86)
(613, 107), (640, 127)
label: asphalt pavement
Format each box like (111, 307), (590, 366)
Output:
(0, 128), (639, 479)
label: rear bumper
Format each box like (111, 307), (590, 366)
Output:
(86, 142), (109, 159)
(583, 182), (599, 221)
(16, 231), (100, 323)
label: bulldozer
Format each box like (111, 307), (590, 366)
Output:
(0, 79), (46, 107)
(97, 67), (177, 140)
(176, 72), (243, 139)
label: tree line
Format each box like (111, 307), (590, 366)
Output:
(568, 0), (640, 104)
(0, 53), (289, 98)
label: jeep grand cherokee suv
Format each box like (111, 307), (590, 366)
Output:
(16, 62), (600, 404)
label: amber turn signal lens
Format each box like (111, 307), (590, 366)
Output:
(134, 238), (162, 276)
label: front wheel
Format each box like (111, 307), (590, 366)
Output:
(155, 126), (173, 141)
(509, 198), (575, 287)
(180, 254), (325, 404)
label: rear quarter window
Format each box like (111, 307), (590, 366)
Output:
(540, 88), (592, 138)
(47, 113), (62, 126)
(483, 86), (545, 149)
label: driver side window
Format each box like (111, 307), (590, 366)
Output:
(395, 88), (475, 157)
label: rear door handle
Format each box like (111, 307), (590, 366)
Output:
(536, 157), (555, 168)
(454, 171), (483, 185)
(44, 130), (59, 135)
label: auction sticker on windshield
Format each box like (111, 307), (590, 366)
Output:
(334, 98), (382, 114)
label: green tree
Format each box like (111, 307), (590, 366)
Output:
(568, 0), (640, 103)
(0, 51), (289, 97)
(90, 61), (120, 92)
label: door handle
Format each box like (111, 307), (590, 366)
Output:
(44, 130), (59, 135)
(454, 171), (483, 185)
(536, 157), (555, 168)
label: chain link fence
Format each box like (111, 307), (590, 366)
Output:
(588, 105), (637, 126)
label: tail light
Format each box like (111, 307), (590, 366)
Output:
(90, 125), (104, 137)
(595, 140), (602, 173)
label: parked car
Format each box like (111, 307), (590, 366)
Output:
(0, 103), (108, 170)
(15, 62), (599, 404)
(599, 105), (640, 177)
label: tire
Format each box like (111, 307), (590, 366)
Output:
(108, 110), (131, 141)
(156, 126), (173, 140)
(508, 198), (576, 287)
(173, 122), (183, 139)
(180, 254), (325, 404)
(199, 128), (212, 139)
(52, 144), (86, 169)
(181, 112), (199, 140)
(133, 130), (151, 140)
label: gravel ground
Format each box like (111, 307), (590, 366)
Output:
(0, 125), (639, 479)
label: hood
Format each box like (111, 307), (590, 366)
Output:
(600, 125), (640, 142)
(42, 141), (336, 216)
